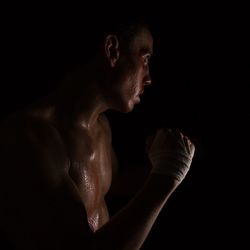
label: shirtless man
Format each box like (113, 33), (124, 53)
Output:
(0, 18), (195, 249)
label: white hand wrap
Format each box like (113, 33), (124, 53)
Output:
(147, 128), (195, 182)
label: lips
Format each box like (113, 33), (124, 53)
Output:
(139, 89), (144, 95)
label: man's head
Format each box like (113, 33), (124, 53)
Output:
(38, 14), (154, 113)
(100, 24), (153, 112)
(59, 16), (154, 113)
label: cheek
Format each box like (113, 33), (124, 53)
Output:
(126, 72), (140, 95)
(132, 67), (144, 89)
(118, 61), (143, 97)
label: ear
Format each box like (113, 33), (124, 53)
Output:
(104, 34), (120, 67)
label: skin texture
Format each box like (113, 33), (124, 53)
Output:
(0, 27), (194, 249)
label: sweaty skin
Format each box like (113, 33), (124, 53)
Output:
(0, 27), (194, 250)
(1, 109), (112, 229)
(0, 27), (153, 249)
(0, 106), (115, 248)
(60, 114), (113, 231)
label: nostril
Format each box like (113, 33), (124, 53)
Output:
(144, 80), (152, 86)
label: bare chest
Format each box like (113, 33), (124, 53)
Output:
(64, 127), (113, 207)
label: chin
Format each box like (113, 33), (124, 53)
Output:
(113, 100), (135, 113)
(125, 99), (140, 113)
(118, 104), (134, 113)
(110, 95), (139, 113)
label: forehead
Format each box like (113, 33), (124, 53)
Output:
(130, 28), (153, 54)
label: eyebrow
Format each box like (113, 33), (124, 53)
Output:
(140, 48), (153, 56)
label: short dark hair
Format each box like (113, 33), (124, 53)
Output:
(11, 12), (152, 87)
(48, 14), (151, 74)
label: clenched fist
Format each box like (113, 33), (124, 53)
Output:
(146, 128), (195, 182)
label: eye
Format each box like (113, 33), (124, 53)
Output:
(143, 54), (151, 65)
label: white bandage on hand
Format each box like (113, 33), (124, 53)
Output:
(147, 128), (195, 182)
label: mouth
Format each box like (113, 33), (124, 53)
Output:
(139, 89), (144, 95)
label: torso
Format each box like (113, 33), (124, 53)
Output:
(57, 115), (113, 231)
(0, 110), (113, 233)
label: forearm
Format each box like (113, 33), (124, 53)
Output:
(107, 165), (151, 200)
(92, 173), (179, 250)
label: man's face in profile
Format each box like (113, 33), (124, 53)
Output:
(111, 28), (153, 113)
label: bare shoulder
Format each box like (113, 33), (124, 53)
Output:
(1, 112), (63, 151)
(0, 112), (68, 186)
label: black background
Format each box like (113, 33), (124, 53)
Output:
(1, 3), (247, 249)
